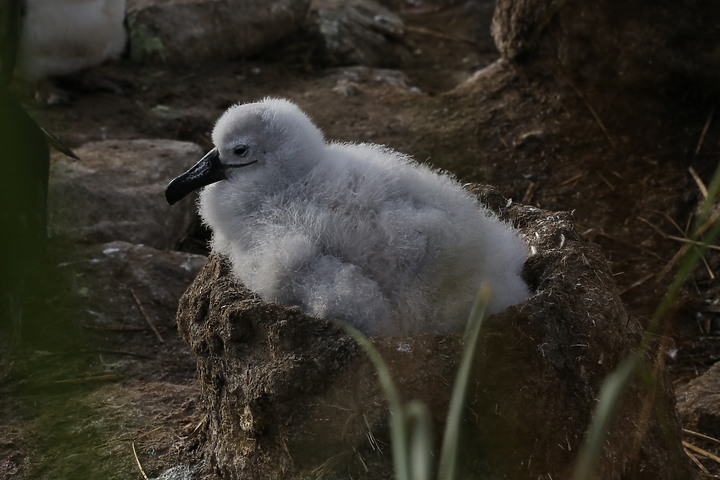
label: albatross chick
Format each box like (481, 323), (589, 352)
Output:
(166, 98), (530, 336)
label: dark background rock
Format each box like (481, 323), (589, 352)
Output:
(18, 240), (207, 355)
(175, 186), (691, 479)
(48, 139), (203, 250)
(127, 0), (311, 65)
(308, 0), (408, 67)
(677, 361), (720, 438)
(69, 241), (207, 336)
(491, 0), (720, 96)
(490, 0), (720, 148)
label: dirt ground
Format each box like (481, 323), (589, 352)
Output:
(2, 1), (719, 478)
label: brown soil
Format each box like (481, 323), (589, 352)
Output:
(2, 1), (719, 478)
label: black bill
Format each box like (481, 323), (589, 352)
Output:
(165, 148), (226, 205)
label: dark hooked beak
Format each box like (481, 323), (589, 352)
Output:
(165, 148), (226, 205)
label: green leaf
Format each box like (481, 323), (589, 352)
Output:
(438, 283), (492, 480)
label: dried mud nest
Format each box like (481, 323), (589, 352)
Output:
(176, 185), (691, 480)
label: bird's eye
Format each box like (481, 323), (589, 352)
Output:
(233, 146), (249, 156)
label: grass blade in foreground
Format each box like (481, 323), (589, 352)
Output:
(407, 400), (433, 480)
(438, 283), (492, 480)
(334, 321), (412, 480)
(571, 356), (642, 480)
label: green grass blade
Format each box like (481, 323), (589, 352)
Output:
(571, 355), (642, 480)
(406, 400), (434, 480)
(693, 162), (720, 232)
(438, 283), (493, 480)
(334, 321), (410, 480)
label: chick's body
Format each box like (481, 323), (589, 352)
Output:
(192, 99), (529, 336)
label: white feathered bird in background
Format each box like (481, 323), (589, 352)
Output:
(166, 98), (530, 336)
(15, 0), (126, 83)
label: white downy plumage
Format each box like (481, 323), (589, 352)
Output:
(166, 98), (531, 336)
(15, 0), (126, 82)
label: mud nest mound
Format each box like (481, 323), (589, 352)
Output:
(176, 185), (691, 480)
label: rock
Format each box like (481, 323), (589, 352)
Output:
(329, 66), (418, 96)
(491, 0), (720, 99)
(309, 0), (408, 67)
(63, 241), (206, 333)
(48, 139), (203, 250)
(676, 361), (720, 437)
(15, 239), (206, 366)
(175, 185), (691, 479)
(126, 0), (310, 64)
(154, 465), (195, 480)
